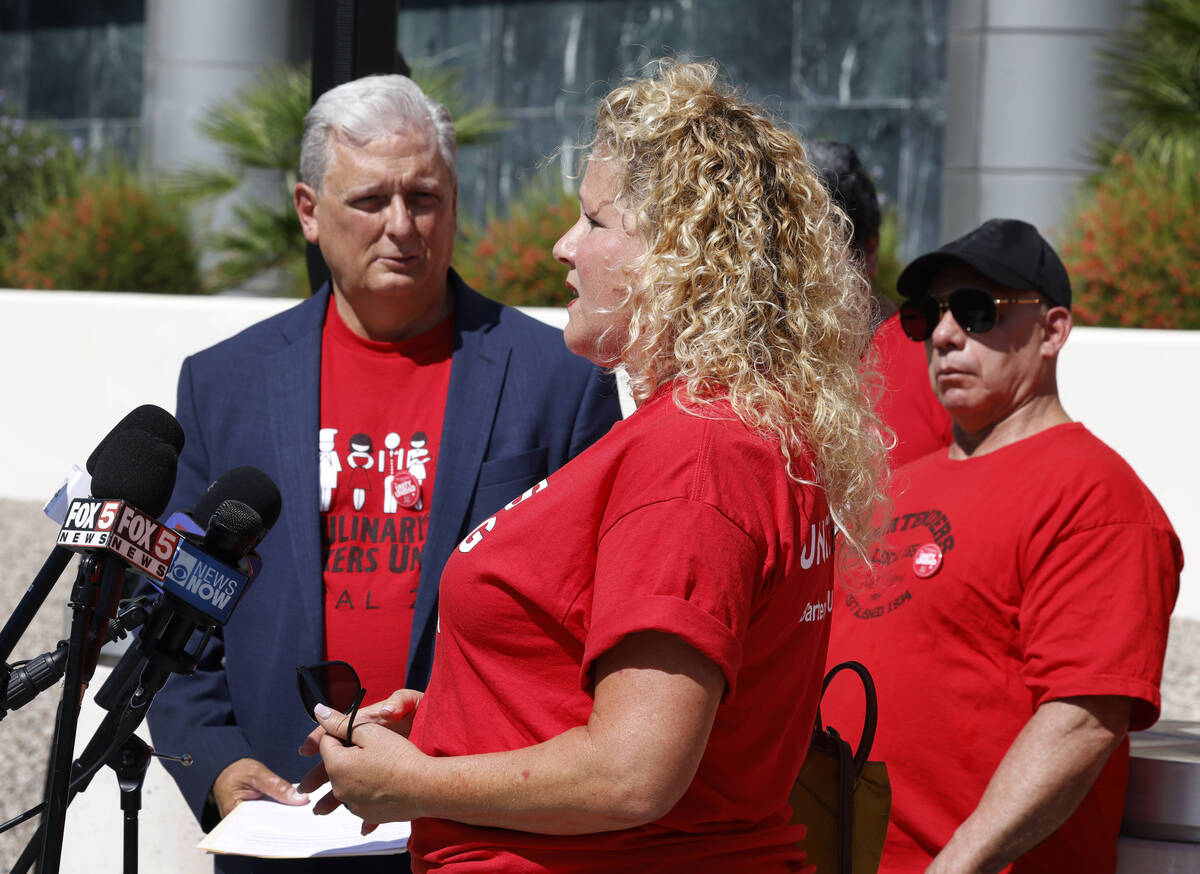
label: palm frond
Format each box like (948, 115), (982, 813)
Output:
(411, 66), (510, 145)
(1094, 0), (1200, 180)
(207, 201), (305, 290)
(161, 164), (243, 200)
(196, 65), (310, 172)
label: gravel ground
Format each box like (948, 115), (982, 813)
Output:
(0, 499), (74, 870)
(0, 497), (1196, 869)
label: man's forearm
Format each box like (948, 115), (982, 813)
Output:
(928, 695), (1131, 874)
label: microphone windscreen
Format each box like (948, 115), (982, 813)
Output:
(87, 405), (185, 474)
(193, 466), (282, 532)
(204, 499), (266, 565)
(89, 430), (179, 517)
(210, 499), (264, 541)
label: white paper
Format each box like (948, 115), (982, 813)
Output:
(198, 793), (409, 858)
(43, 464), (90, 524)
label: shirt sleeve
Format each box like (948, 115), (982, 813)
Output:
(1019, 521), (1181, 730)
(581, 498), (761, 700)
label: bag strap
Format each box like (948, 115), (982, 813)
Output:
(816, 660), (879, 779)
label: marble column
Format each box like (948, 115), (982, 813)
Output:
(141, 0), (310, 174)
(941, 0), (1132, 241)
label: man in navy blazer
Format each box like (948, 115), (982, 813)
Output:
(146, 75), (620, 872)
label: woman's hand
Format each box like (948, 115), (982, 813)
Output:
(299, 688), (423, 757)
(295, 633), (725, 836)
(298, 700), (431, 827)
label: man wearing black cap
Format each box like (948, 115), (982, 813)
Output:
(824, 219), (1182, 873)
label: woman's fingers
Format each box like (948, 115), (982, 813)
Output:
(297, 758), (330, 794)
(312, 702), (353, 740)
(312, 789), (344, 816)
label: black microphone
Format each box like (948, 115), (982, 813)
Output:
(162, 464), (281, 579)
(161, 463), (282, 534)
(193, 465), (282, 532)
(1, 415), (181, 717)
(101, 467), (281, 706)
(1, 407), (183, 667)
(0, 601), (148, 714)
(65, 429), (182, 681)
(85, 404), (185, 478)
(88, 429), (180, 519)
(57, 432), (183, 578)
(5, 406), (183, 874)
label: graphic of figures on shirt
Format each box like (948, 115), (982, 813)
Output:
(318, 428), (341, 512)
(380, 432), (403, 513)
(345, 433), (374, 511)
(404, 431), (429, 511)
(319, 427), (434, 514)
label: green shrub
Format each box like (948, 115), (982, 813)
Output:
(1059, 153), (1200, 329)
(0, 110), (83, 265)
(456, 185), (909, 311)
(454, 182), (578, 307)
(4, 170), (202, 294)
(873, 206), (903, 304)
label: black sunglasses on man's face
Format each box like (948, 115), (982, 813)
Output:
(899, 286), (1045, 342)
(296, 660), (365, 747)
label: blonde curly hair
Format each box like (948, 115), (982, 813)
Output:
(590, 59), (889, 558)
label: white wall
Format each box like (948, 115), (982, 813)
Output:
(1056, 327), (1198, 616)
(1, 289), (1196, 620)
(0, 290), (293, 497)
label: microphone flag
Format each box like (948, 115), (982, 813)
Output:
(56, 498), (180, 582)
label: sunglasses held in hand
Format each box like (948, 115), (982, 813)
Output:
(899, 287), (1045, 342)
(297, 660), (366, 747)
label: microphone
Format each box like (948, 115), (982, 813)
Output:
(88, 429), (180, 519)
(85, 404), (186, 476)
(165, 464), (283, 537)
(1, 408), (182, 710)
(43, 404), (184, 526)
(57, 431), (184, 582)
(59, 429), (182, 681)
(6, 405), (183, 874)
(157, 499), (262, 627)
(101, 467), (281, 706)
(162, 464), (281, 584)
(0, 601), (150, 714)
(194, 465), (282, 530)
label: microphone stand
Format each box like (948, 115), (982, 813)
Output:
(110, 733), (193, 874)
(0, 546), (73, 664)
(6, 494), (268, 872)
(112, 735), (151, 874)
(11, 596), (208, 874)
(35, 552), (125, 873)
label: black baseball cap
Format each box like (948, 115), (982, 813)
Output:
(896, 218), (1071, 309)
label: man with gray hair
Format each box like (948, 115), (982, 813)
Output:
(148, 75), (621, 872)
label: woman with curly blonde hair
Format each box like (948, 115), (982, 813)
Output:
(302, 59), (888, 872)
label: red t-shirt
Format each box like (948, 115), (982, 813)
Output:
(319, 296), (452, 703)
(871, 314), (952, 468)
(824, 423), (1181, 874)
(408, 385), (834, 872)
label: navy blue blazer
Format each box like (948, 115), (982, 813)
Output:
(146, 273), (621, 843)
